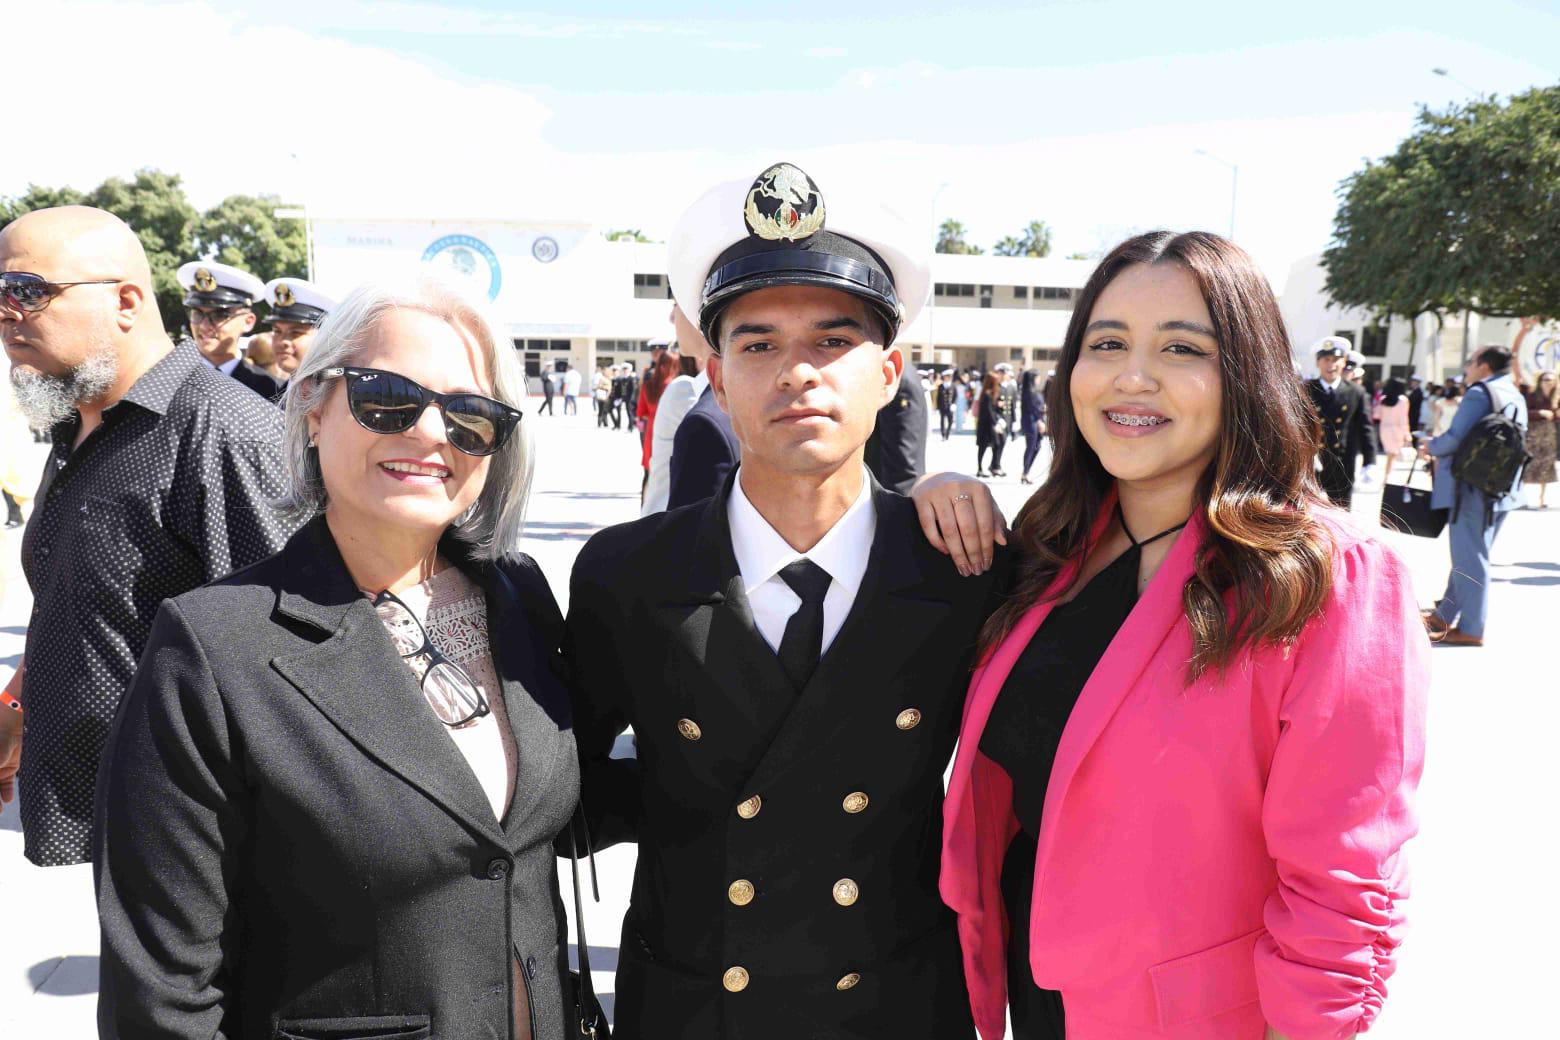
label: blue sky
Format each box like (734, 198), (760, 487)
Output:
(11, 0), (1559, 285)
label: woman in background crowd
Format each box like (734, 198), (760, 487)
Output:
(1376, 377), (1412, 482)
(1523, 370), (1558, 507)
(636, 348), (682, 497)
(1430, 381), (1463, 437)
(976, 371), (1007, 477)
(1019, 367), (1046, 485)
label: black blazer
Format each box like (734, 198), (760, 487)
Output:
(1305, 378), (1376, 465)
(568, 474), (1005, 1040)
(665, 384), (739, 510)
(94, 518), (580, 1040)
(863, 367), (928, 495)
(230, 360), (285, 400)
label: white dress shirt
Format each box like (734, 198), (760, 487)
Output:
(206, 356), (242, 377)
(727, 468), (875, 655)
(640, 370), (705, 516)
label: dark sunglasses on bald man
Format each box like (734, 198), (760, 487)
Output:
(1, 271), (122, 314)
(315, 366), (522, 457)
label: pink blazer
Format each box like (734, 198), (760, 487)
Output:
(940, 496), (1428, 1040)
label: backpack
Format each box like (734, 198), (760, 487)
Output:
(1450, 379), (1530, 500)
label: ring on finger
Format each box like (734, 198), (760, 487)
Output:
(954, 493), (973, 503)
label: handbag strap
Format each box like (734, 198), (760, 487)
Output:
(566, 807), (605, 1038)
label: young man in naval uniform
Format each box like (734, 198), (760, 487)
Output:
(262, 276), (335, 387)
(568, 163), (998, 1040)
(1304, 336), (1375, 507)
(176, 260), (283, 399)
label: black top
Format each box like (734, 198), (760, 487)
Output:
(18, 341), (293, 865)
(979, 545), (1139, 835)
(665, 383), (740, 510)
(977, 508), (1184, 1040)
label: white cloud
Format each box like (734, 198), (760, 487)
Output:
(806, 46), (849, 59)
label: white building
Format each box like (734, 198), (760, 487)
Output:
(309, 217), (1097, 381)
(1278, 252), (1554, 383)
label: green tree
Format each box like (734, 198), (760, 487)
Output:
(1323, 85), (1560, 356)
(86, 169), (199, 335)
(0, 184), (86, 224)
(196, 193), (308, 284)
(935, 218), (983, 255)
(604, 228), (651, 242)
(992, 219), (1053, 258)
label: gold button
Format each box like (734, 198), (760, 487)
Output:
(677, 718), (702, 741)
(728, 879), (755, 906)
(895, 708), (922, 731)
(723, 966), (750, 992)
(842, 791), (869, 814)
(836, 972), (861, 991)
(736, 795), (762, 819)
(832, 878), (859, 906)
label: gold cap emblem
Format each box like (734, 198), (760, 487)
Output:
(274, 283), (295, 307)
(728, 879), (755, 906)
(722, 966), (750, 992)
(193, 267), (217, 293)
(832, 878), (859, 906)
(744, 162), (826, 243)
(676, 718), (702, 741)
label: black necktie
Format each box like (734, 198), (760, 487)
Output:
(776, 559), (833, 691)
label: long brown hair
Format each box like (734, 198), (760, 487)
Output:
(979, 231), (1334, 679)
(644, 350), (682, 406)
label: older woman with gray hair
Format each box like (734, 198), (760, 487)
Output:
(95, 276), (587, 1040)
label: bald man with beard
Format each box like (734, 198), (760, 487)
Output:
(0, 206), (294, 866)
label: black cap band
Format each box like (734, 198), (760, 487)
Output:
(184, 288), (256, 309)
(266, 304), (327, 327)
(698, 230), (902, 349)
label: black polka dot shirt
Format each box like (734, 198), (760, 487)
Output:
(17, 340), (296, 866)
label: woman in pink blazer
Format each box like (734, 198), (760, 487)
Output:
(935, 231), (1429, 1040)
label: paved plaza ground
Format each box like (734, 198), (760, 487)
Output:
(2, 402), (1556, 1037)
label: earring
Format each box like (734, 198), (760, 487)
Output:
(308, 434), (318, 448)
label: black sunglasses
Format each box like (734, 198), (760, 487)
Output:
(1, 271), (122, 314)
(316, 366), (521, 457)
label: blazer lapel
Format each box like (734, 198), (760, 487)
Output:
(657, 487), (797, 749)
(268, 520), (507, 844)
(742, 483), (950, 795)
(1032, 503), (1207, 894)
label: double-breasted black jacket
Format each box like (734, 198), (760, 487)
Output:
(568, 474), (1004, 1039)
(1305, 377), (1375, 504)
(94, 518), (580, 1040)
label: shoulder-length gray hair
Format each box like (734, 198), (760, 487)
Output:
(278, 275), (533, 560)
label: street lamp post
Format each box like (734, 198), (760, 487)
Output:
(1194, 149), (1238, 240)
(928, 181), (950, 369)
(1432, 67), (1483, 95)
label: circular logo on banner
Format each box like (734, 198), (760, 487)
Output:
(421, 234), (502, 301)
(531, 236), (559, 264)
(1531, 334), (1558, 373)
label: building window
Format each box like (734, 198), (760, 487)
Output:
(598, 338), (650, 354)
(633, 273), (672, 300)
(1009, 348), (1024, 361)
(1360, 324), (1388, 357)
(1034, 348), (1061, 361)
(1331, 330), (1356, 345)
(935, 282), (976, 298)
(1014, 286), (1029, 299)
(523, 352), (540, 378)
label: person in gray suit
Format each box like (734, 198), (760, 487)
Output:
(95, 277), (588, 1040)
